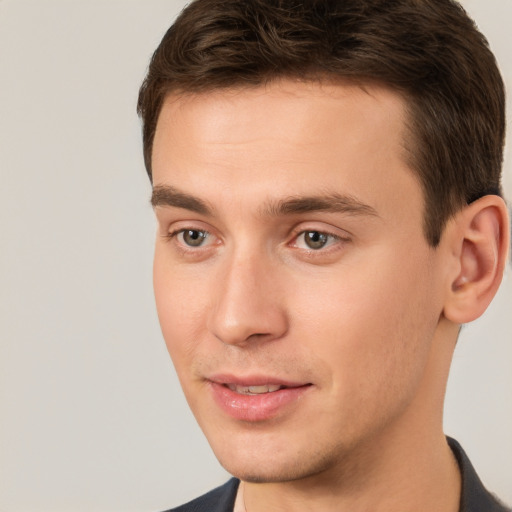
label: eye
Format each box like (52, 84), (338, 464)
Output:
(177, 229), (210, 247)
(295, 230), (338, 250)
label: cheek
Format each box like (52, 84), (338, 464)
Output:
(293, 252), (438, 402)
(153, 253), (207, 367)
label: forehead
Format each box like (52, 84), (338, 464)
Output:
(154, 80), (408, 157)
(151, 79), (422, 225)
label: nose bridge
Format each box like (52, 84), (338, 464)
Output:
(208, 244), (288, 346)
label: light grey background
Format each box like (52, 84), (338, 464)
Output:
(0, 1), (510, 511)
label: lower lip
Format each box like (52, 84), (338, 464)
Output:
(209, 382), (311, 422)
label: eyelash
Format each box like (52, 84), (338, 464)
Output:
(165, 228), (212, 246)
(290, 229), (349, 253)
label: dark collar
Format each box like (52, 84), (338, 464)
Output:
(447, 437), (510, 512)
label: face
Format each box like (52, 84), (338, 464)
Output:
(151, 80), (450, 483)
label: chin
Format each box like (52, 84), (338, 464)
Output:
(215, 445), (340, 484)
(223, 464), (308, 484)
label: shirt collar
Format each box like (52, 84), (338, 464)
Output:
(447, 437), (509, 512)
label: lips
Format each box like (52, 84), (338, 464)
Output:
(208, 375), (312, 422)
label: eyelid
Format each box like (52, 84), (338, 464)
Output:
(171, 226), (208, 238)
(292, 231), (341, 250)
(161, 218), (216, 238)
(161, 219), (222, 256)
(287, 223), (352, 258)
(167, 227), (215, 246)
(289, 223), (351, 242)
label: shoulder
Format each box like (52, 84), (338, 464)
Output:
(447, 438), (511, 512)
(161, 478), (240, 512)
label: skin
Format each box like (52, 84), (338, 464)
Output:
(150, 80), (507, 512)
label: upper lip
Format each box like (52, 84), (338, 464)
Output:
(207, 374), (311, 388)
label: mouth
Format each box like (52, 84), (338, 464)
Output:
(208, 376), (313, 422)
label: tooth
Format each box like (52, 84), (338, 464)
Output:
(236, 384), (283, 394)
(247, 385), (271, 394)
(225, 383), (285, 394)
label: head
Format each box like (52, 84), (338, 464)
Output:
(138, 0), (509, 486)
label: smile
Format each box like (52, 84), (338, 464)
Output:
(208, 377), (313, 422)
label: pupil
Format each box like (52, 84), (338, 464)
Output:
(306, 231), (327, 249)
(184, 230), (205, 246)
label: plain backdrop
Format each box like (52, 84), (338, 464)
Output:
(0, 1), (510, 510)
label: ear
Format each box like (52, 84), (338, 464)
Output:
(443, 195), (510, 324)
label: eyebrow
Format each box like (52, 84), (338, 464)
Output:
(151, 184), (379, 218)
(263, 194), (379, 217)
(151, 185), (212, 215)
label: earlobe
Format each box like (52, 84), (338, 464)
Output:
(443, 195), (510, 324)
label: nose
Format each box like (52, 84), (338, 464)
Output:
(207, 252), (289, 346)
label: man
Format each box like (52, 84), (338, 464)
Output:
(137, 0), (510, 510)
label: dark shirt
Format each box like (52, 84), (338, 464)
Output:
(164, 438), (510, 512)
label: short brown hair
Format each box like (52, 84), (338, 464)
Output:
(137, 0), (505, 246)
